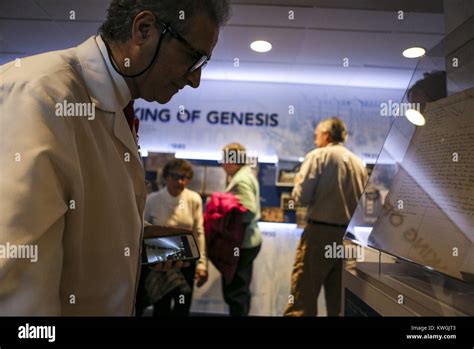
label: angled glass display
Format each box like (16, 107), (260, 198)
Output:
(346, 44), (474, 286)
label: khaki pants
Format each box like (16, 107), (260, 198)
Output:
(284, 223), (346, 317)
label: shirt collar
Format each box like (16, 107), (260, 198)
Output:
(228, 165), (250, 183)
(163, 187), (184, 201)
(95, 35), (131, 109)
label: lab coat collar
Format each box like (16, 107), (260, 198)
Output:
(95, 35), (131, 110)
(76, 36), (142, 166)
(76, 36), (130, 112)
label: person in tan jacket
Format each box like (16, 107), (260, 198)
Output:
(284, 117), (368, 317)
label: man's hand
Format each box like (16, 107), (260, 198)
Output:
(195, 269), (208, 287)
(150, 260), (190, 271)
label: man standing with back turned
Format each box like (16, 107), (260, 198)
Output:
(0, 0), (229, 315)
(284, 117), (367, 317)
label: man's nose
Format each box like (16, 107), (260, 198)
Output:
(187, 68), (202, 89)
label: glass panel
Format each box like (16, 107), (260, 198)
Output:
(346, 41), (474, 314)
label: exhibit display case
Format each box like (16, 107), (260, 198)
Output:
(344, 42), (474, 316)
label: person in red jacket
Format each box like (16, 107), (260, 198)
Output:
(204, 192), (248, 285)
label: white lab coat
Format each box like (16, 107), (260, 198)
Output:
(0, 37), (147, 315)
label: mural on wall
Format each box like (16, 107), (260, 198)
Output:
(137, 80), (404, 162)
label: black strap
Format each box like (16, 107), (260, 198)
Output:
(103, 25), (167, 78)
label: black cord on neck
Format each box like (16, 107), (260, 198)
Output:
(103, 26), (167, 78)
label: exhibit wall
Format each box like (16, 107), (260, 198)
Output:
(136, 80), (405, 162)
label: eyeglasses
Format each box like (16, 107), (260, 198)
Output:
(168, 172), (191, 181)
(159, 21), (210, 73)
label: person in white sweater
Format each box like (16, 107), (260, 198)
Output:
(142, 159), (207, 316)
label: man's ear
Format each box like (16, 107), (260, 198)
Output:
(131, 11), (157, 45)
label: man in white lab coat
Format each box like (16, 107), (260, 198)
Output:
(0, 0), (229, 315)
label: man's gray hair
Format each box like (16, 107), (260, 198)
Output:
(100, 0), (231, 42)
(319, 117), (348, 143)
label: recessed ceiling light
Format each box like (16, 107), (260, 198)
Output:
(405, 109), (426, 126)
(403, 47), (426, 58)
(250, 40), (272, 53)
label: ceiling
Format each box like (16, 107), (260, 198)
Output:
(0, 0), (445, 89)
(232, 0), (444, 13)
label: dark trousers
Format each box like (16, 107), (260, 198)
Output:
(222, 244), (261, 316)
(153, 262), (196, 317)
(135, 267), (151, 317)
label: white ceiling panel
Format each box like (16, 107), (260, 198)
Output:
(229, 5), (444, 33)
(0, 20), (99, 57)
(36, 0), (108, 21)
(0, 0), (50, 19)
(203, 60), (414, 89)
(0, 0), (446, 89)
